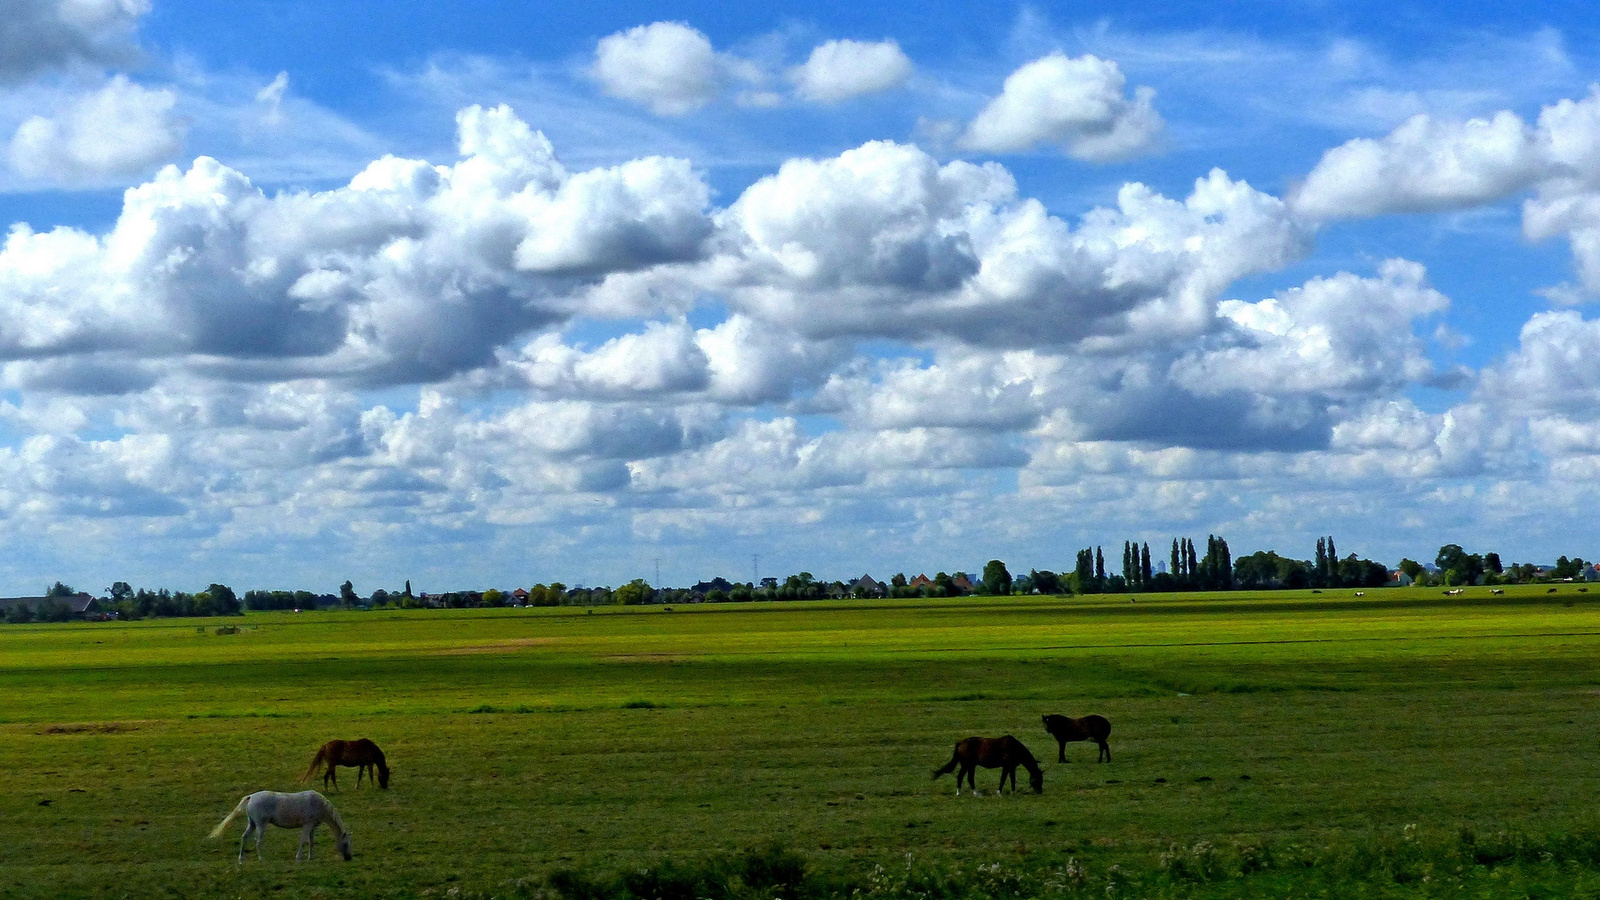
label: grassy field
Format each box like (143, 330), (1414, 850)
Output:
(4, 585), (1600, 898)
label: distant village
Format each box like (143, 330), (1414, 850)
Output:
(0, 539), (1595, 624)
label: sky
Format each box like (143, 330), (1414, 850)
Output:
(2, 0), (1600, 595)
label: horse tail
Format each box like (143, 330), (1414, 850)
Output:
(932, 747), (961, 780)
(209, 794), (250, 839)
(301, 746), (328, 782)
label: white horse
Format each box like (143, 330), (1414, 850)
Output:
(209, 790), (352, 862)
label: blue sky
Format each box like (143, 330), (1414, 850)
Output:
(1, 0), (1599, 595)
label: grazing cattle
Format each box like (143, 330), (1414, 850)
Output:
(302, 739), (390, 791)
(1354, 591), (1365, 597)
(1041, 713), (1112, 763)
(1492, 589), (1504, 595)
(932, 736), (1043, 796)
(209, 790), (352, 862)
(1549, 588), (1559, 594)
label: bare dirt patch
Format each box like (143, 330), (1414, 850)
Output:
(433, 638), (554, 656)
(37, 722), (143, 735)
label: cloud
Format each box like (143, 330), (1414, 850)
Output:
(789, 39), (913, 103)
(1291, 111), (1547, 220)
(1476, 309), (1600, 415)
(591, 21), (722, 116)
(710, 141), (1308, 349)
(959, 53), (1164, 161)
(8, 75), (183, 183)
(0, 0), (147, 84)
(0, 104), (713, 384)
(1172, 259), (1449, 397)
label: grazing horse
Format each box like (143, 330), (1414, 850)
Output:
(302, 738), (390, 790)
(931, 735), (1044, 795)
(209, 790), (352, 862)
(1042, 713), (1112, 763)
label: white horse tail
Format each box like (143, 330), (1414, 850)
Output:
(209, 794), (251, 839)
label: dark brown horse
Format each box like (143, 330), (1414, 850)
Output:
(932, 735), (1044, 795)
(301, 739), (389, 790)
(1042, 713), (1111, 762)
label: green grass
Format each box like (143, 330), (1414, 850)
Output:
(3, 585), (1600, 897)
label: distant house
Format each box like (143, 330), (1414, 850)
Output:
(908, 574), (935, 591)
(951, 574), (974, 595)
(512, 588), (530, 605)
(1389, 570), (1414, 587)
(1585, 565), (1600, 583)
(851, 574), (884, 597)
(693, 577), (736, 594)
(0, 593), (100, 619)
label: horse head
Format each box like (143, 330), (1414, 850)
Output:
(378, 766), (390, 789)
(337, 829), (353, 861)
(1029, 768), (1044, 794)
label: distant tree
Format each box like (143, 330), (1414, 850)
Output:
(1485, 553), (1503, 576)
(339, 580), (358, 606)
(729, 583), (753, 602)
(403, 580), (413, 598)
(982, 560), (1012, 596)
(108, 582), (133, 604)
(1140, 543), (1152, 588)
(1094, 547), (1105, 587)
(46, 581), (75, 598)
(1030, 569), (1062, 595)
(1075, 550), (1095, 594)
(1121, 542), (1134, 587)
(43, 597), (77, 622)
(482, 588), (506, 607)
(206, 583), (240, 615)
(6, 600), (34, 624)
(933, 572), (955, 597)
(1170, 540), (1181, 583)
(614, 579), (652, 605)
(1436, 544), (1484, 586)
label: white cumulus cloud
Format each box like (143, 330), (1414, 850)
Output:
(790, 39), (913, 103)
(959, 53), (1164, 161)
(8, 75), (183, 183)
(0, 0), (147, 83)
(591, 21), (722, 116)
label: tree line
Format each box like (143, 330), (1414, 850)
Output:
(2, 536), (1589, 624)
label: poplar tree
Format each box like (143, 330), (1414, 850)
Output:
(1141, 542), (1153, 587)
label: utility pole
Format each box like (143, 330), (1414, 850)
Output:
(752, 554), (760, 586)
(653, 558), (661, 602)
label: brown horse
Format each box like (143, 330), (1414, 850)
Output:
(301, 739), (390, 790)
(1042, 713), (1111, 763)
(932, 735), (1044, 795)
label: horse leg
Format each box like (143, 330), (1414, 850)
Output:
(237, 820), (254, 863)
(1058, 739), (1067, 763)
(357, 764), (365, 788)
(1099, 739), (1111, 763)
(298, 824), (314, 861)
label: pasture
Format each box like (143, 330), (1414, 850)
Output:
(4, 586), (1600, 898)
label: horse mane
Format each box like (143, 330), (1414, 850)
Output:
(324, 797), (349, 837)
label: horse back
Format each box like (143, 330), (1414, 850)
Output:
(1081, 714), (1111, 741)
